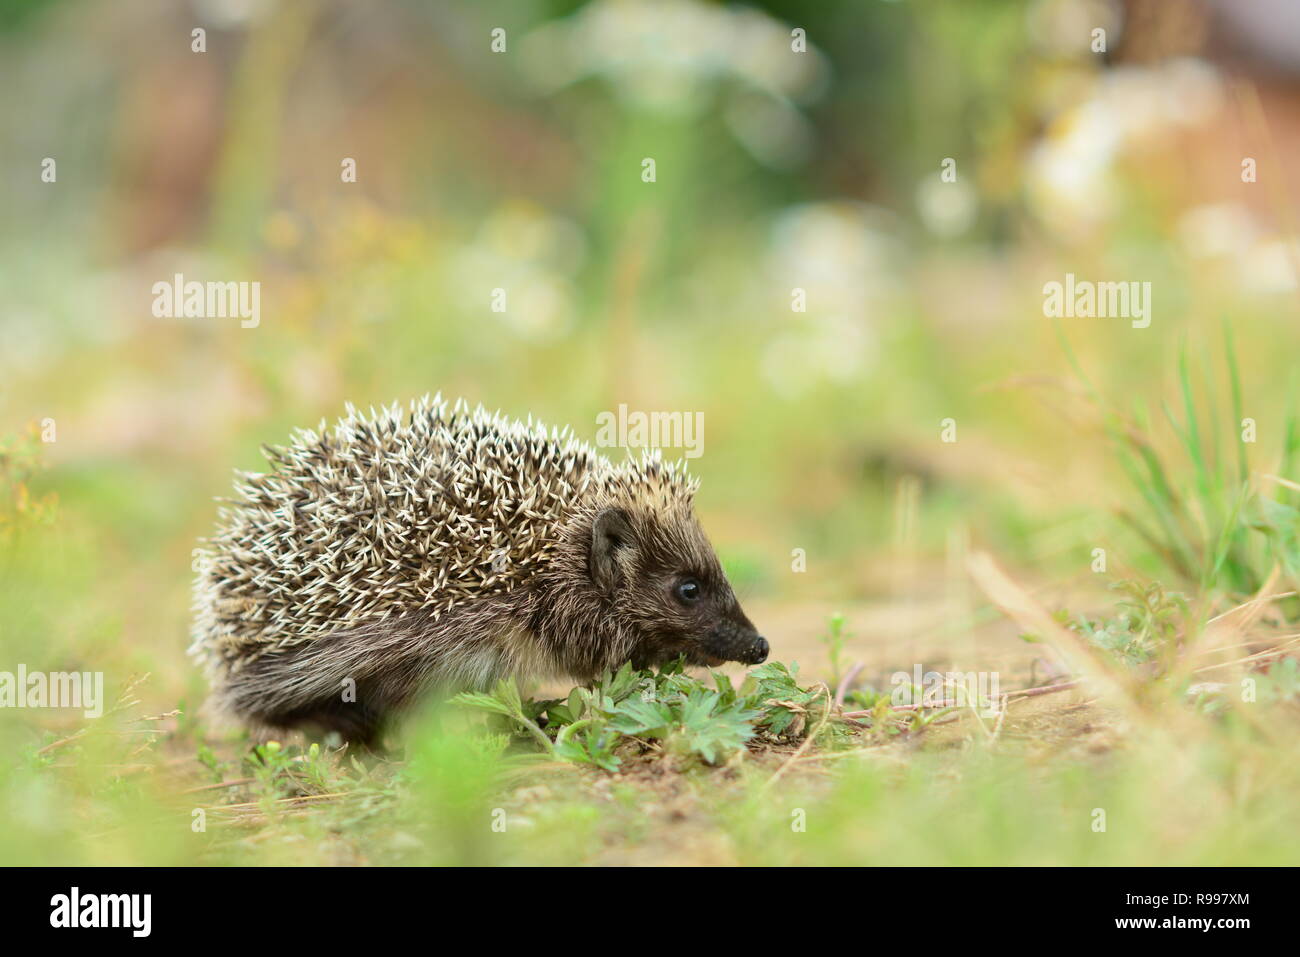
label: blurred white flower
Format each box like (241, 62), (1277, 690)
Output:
(1027, 98), (1121, 231)
(771, 202), (903, 302)
(520, 0), (828, 165)
(761, 313), (875, 398)
(523, 0), (826, 107)
(1239, 239), (1300, 295)
(450, 204), (586, 341)
(1027, 59), (1224, 236)
(761, 202), (900, 395)
(1176, 204), (1300, 296)
(916, 175), (978, 238)
(1177, 204), (1259, 260)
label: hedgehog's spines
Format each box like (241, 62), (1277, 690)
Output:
(191, 397), (684, 683)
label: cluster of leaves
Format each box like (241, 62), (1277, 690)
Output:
(452, 658), (832, 772)
(1060, 579), (1188, 668)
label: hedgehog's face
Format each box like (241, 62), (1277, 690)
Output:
(589, 507), (769, 669)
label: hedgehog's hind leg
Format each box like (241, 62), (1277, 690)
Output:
(215, 645), (393, 749)
(229, 694), (390, 752)
(273, 697), (390, 751)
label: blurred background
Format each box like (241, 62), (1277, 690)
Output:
(3, 0), (1300, 732)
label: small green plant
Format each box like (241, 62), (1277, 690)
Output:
(243, 739), (348, 807)
(608, 684), (757, 765)
(1064, 579), (1188, 668)
(196, 743), (226, 784)
(744, 660), (830, 739)
(452, 657), (837, 770)
(820, 612), (850, 687)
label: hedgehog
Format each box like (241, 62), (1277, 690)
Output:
(190, 395), (768, 746)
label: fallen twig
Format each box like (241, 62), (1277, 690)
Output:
(833, 662), (865, 708)
(838, 679), (1082, 720)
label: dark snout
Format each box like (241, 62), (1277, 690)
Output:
(703, 621), (769, 666)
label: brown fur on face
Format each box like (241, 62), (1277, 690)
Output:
(193, 397), (766, 747)
(529, 494), (768, 681)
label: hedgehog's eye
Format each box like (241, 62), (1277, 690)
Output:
(675, 578), (702, 604)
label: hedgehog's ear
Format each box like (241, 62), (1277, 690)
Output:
(590, 507), (635, 594)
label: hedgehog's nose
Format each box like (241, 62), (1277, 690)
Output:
(751, 636), (769, 664)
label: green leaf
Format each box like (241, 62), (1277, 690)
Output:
(450, 690), (516, 719)
(610, 697), (674, 738)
